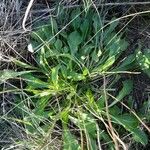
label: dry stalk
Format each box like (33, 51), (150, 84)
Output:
(103, 75), (127, 150)
(22, 0), (35, 31)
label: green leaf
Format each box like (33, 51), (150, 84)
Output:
(93, 14), (102, 48)
(61, 108), (70, 124)
(95, 56), (116, 72)
(80, 113), (97, 150)
(8, 117), (33, 126)
(114, 54), (136, 71)
(68, 31), (82, 55)
(51, 65), (60, 88)
(100, 131), (114, 149)
(111, 114), (139, 130)
(63, 46), (69, 53)
(22, 73), (49, 89)
(67, 71), (85, 81)
(86, 90), (99, 111)
(50, 17), (58, 34)
(33, 89), (57, 97)
(42, 26), (56, 44)
(107, 37), (128, 58)
(0, 70), (33, 83)
(103, 19), (119, 40)
(117, 80), (133, 100)
(71, 8), (81, 30)
(109, 105), (120, 115)
(136, 50), (150, 70)
(93, 14), (102, 32)
(39, 46), (51, 73)
(35, 96), (51, 113)
(11, 58), (36, 69)
(70, 112), (97, 150)
(31, 30), (46, 44)
(80, 19), (90, 40)
(63, 129), (81, 150)
(119, 39), (129, 54)
(102, 56), (116, 71)
(109, 80), (133, 107)
(132, 128), (148, 145)
(41, 25), (52, 40)
(54, 39), (63, 50)
(91, 50), (99, 63)
(104, 32), (117, 47)
(81, 44), (94, 56)
(60, 31), (68, 39)
(86, 90), (94, 104)
(136, 50), (150, 77)
(61, 65), (68, 79)
(83, 67), (89, 76)
(96, 96), (105, 109)
(144, 70), (150, 78)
